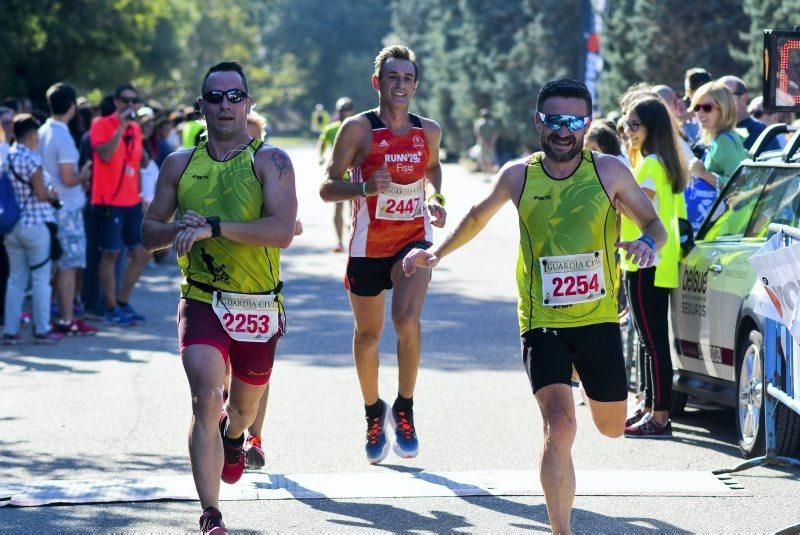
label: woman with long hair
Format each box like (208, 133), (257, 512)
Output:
(619, 96), (687, 438)
(688, 81), (748, 191)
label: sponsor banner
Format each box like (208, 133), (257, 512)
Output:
(749, 232), (800, 339)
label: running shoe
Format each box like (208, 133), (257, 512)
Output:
(3, 333), (22, 346)
(104, 306), (134, 326)
(244, 434), (266, 470)
(199, 506), (228, 534)
(365, 400), (390, 464)
(625, 400), (647, 427)
(219, 413), (245, 484)
(119, 303), (146, 322)
(54, 319), (98, 336)
(34, 331), (65, 345)
(389, 406), (419, 458)
(332, 243), (345, 253)
(624, 413), (673, 439)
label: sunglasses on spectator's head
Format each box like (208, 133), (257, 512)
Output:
(536, 112), (591, 132)
(692, 103), (718, 113)
(118, 96), (139, 105)
(202, 89), (248, 104)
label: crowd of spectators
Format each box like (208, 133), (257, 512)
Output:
(0, 81), (248, 345)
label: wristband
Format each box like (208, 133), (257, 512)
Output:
(637, 234), (655, 249)
(205, 216), (221, 238)
(427, 192), (446, 207)
(360, 182), (368, 197)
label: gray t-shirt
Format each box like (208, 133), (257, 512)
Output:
(39, 118), (84, 210)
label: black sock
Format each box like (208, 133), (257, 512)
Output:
(393, 394), (413, 413)
(221, 419), (244, 446)
(117, 300), (128, 308)
(365, 399), (384, 418)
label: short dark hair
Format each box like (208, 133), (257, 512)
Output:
(585, 123), (621, 156)
(201, 61), (249, 95)
(685, 68), (712, 92)
(537, 79), (592, 114)
(114, 83), (138, 99)
(374, 45), (418, 81)
(13, 113), (40, 141)
(46, 82), (77, 115)
(100, 94), (116, 117)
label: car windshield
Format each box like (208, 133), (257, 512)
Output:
(699, 166), (772, 241)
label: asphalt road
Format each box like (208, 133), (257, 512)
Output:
(1, 143), (799, 534)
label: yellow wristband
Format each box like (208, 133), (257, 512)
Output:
(427, 192), (446, 206)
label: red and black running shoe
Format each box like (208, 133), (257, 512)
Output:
(199, 506), (228, 534)
(219, 413), (245, 484)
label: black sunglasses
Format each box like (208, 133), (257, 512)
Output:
(692, 103), (717, 113)
(119, 96), (139, 105)
(202, 89), (248, 104)
(752, 110), (764, 119)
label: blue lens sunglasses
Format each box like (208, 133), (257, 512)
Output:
(536, 112), (591, 132)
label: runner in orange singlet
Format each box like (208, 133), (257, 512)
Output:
(320, 45), (446, 464)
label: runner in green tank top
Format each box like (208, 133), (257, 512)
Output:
(141, 62), (298, 534)
(403, 80), (667, 534)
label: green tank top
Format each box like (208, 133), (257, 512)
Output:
(177, 138), (281, 304)
(516, 150), (619, 333)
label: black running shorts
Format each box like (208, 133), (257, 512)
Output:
(345, 240), (431, 297)
(521, 322), (627, 402)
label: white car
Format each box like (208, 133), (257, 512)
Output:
(670, 124), (800, 457)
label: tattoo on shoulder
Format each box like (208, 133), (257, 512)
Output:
(270, 150), (289, 181)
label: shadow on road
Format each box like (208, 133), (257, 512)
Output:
(280, 243), (521, 371)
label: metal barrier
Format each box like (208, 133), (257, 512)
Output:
(714, 223), (800, 475)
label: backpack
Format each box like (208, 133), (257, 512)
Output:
(0, 168), (20, 234)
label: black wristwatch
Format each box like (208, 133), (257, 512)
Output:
(205, 216), (221, 238)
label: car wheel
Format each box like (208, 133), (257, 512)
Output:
(669, 391), (688, 417)
(736, 330), (765, 458)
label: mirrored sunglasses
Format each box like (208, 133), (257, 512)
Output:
(537, 112), (591, 132)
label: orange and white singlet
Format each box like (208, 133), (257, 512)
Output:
(348, 111), (432, 258)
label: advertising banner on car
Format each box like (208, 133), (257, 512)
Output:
(749, 232), (800, 339)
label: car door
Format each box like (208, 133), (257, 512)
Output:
(672, 165), (774, 380)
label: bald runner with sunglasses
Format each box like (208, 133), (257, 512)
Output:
(403, 79), (666, 535)
(142, 61), (298, 535)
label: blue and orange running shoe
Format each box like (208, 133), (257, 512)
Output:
(390, 406), (419, 458)
(365, 400), (390, 464)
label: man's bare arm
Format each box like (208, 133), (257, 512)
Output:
(141, 151), (190, 251)
(431, 162), (521, 259)
(320, 117), (369, 201)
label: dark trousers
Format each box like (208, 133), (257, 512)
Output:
(625, 267), (673, 412)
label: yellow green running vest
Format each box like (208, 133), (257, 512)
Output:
(516, 150), (618, 333)
(177, 139), (281, 304)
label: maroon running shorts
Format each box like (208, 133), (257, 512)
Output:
(177, 298), (282, 385)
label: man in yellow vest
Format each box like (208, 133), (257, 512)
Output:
(403, 79), (666, 534)
(142, 61), (298, 535)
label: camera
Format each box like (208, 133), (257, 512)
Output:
(125, 109), (137, 121)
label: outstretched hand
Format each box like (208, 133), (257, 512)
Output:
(616, 239), (655, 268)
(402, 247), (439, 277)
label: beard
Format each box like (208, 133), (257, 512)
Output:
(540, 131), (583, 163)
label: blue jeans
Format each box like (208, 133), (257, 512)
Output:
(3, 222), (52, 335)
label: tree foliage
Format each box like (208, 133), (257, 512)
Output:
(2, 0), (795, 144)
(598, 0), (750, 112)
(732, 0), (800, 92)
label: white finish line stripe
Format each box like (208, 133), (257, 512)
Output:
(0, 469), (749, 507)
